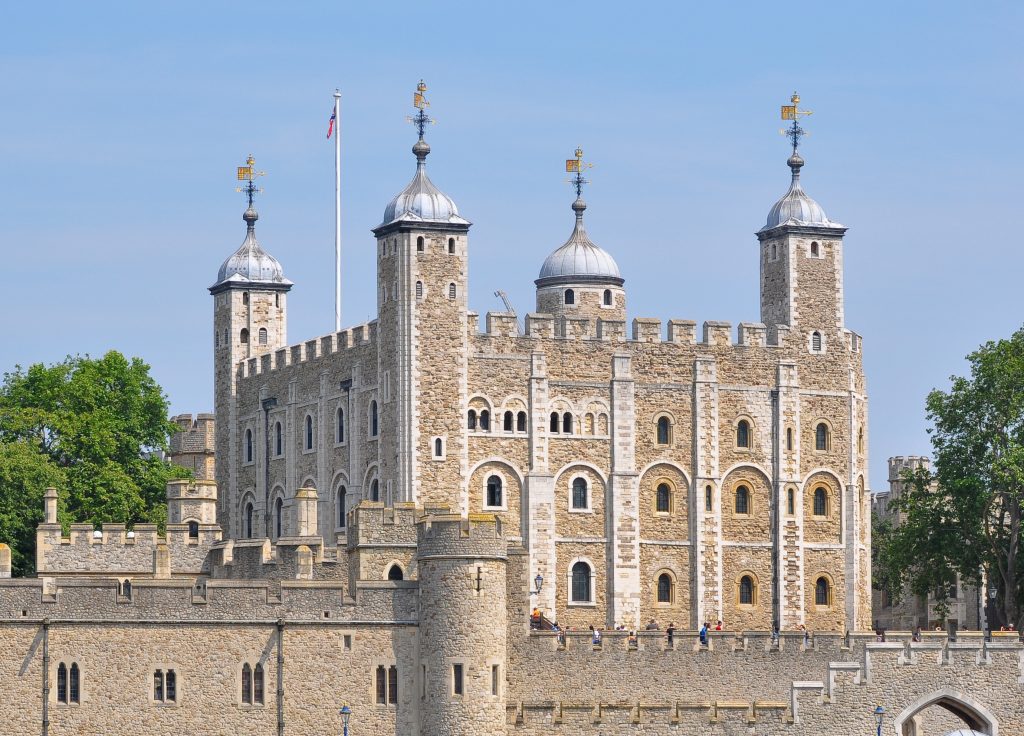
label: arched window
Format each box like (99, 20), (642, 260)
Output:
(812, 331), (822, 352)
(448, 283), (456, 300)
(275, 293), (280, 308)
(258, 327), (268, 345)
(486, 475), (503, 508)
(787, 488), (795, 515)
(517, 411), (527, 432)
(562, 412), (573, 434)
(388, 564), (404, 581)
(656, 483), (671, 513)
(274, 497), (283, 538)
(705, 485), (713, 512)
(810, 241), (819, 257)
(242, 663), (252, 704)
(585, 413), (595, 434)
(240, 328), (249, 344)
(245, 429), (253, 462)
(467, 409), (477, 430)
(57, 662), (68, 703)
(274, 422), (282, 456)
(603, 289), (612, 306)
(434, 437), (443, 457)
(549, 412), (559, 433)
(503, 411), (513, 432)
(479, 410), (490, 431)
(815, 576), (831, 606)
(243, 292), (250, 305)
(253, 663), (264, 705)
(448, 237), (455, 253)
(187, 521), (199, 539)
(739, 575), (755, 605)
(415, 280), (423, 299)
(564, 289), (576, 305)
(370, 479), (380, 502)
(786, 427), (793, 451)
(813, 487), (828, 516)
(735, 485), (750, 515)
(69, 663), (80, 703)
(571, 561), (591, 603)
(736, 419), (750, 448)
(245, 502), (254, 538)
(121, 579), (132, 599)
(153, 670), (164, 701)
(858, 427), (864, 454)
(815, 422), (829, 451)
(336, 408), (345, 443)
(305, 415), (314, 450)
(370, 401), (378, 437)
(656, 416), (671, 445)
(598, 414), (608, 434)
(571, 477), (588, 510)
(416, 236), (424, 252)
(657, 573), (673, 603)
(771, 243), (777, 259)
(337, 486), (347, 528)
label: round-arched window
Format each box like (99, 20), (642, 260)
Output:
(571, 561), (591, 602)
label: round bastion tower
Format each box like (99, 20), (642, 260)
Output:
(210, 161), (293, 538)
(417, 513), (507, 736)
(536, 154), (625, 332)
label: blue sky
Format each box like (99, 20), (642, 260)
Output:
(2, 1), (1021, 488)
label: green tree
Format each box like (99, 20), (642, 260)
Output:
(0, 351), (187, 574)
(0, 440), (66, 576)
(880, 327), (1024, 629)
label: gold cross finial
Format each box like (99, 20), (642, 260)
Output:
(781, 91), (812, 121)
(235, 154), (265, 207)
(565, 147), (594, 197)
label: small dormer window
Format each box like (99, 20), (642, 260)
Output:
(564, 289), (575, 305)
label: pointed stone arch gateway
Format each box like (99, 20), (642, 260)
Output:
(893, 687), (997, 736)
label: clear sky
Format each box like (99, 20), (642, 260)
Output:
(2, 1), (1021, 489)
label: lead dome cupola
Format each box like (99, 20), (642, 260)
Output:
(761, 153), (843, 232)
(212, 206), (292, 290)
(536, 197), (623, 287)
(380, 133), (468, 228)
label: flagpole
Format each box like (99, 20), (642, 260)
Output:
(333, 89), (342, 332)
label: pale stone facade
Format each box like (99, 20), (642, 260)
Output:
(2, 104), (1020, 735)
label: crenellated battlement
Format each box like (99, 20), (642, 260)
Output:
(887, 455), (931, 481)
(417, 511), (506, 560)
(472, 313), (863, 352)
(235, 319), (379, 381)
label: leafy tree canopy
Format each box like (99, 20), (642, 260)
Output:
(0, 351), (188, 575)
(877, 327), (1024, 629)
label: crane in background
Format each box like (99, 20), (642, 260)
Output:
(493, 290), (523, 335)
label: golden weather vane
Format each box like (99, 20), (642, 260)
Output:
(235, 154), (265, 207)
(565, 147), (594, 198)
(407, 79), (436, 138)
(779, 91), (813, 153)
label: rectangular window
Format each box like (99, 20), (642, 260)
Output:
(153, 670), (164, 702)
(375, 665), (386, 704)
(452, 664), (464, 696)
(388, 665), (398, 705)
(165, 670), (176, 702)
(491, 664), (499, 696)
(343, 635), (352, 651)
(421, 665), (427, 698)
(253, 665), (264, 705)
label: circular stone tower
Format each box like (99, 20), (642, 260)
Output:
(417, 512), (507, 735)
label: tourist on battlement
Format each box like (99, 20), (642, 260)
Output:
(667, 621), (676, 647)
(715, 620), (723, 631)
(645, 618), (659, 631)
(699, 622), (708, 646)
(589, 625), (601, 645)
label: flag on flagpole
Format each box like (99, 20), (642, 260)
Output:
(327, 109), (337, 139)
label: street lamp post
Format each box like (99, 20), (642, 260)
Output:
(873, 705), (885, 736)
(339, 704), (351, 736)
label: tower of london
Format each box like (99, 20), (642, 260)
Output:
(1, 87), (1021, 736)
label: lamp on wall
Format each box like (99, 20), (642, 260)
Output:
(339, 704), (351, 736)
(530, 574), (543, 595)
(873, 705), (885, 736)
